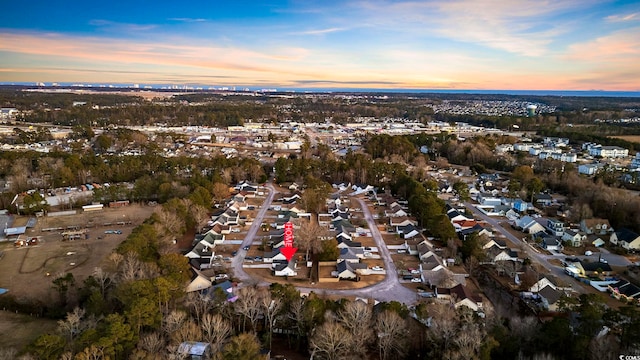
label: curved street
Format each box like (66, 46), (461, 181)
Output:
(464, 201), (631, 293)
(230, 184), (417, 304)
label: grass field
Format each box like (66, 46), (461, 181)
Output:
(0, 311), (57, 352)
(609, 135), (640, 144)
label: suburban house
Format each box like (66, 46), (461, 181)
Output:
(263, 248), (288, 263)
(610, 228), (640, 250)
(608, 280), (640, 305)
(235, 180), (258, 194)
(336, 261), (367, 280)
(539, 233), (562, 251)
(488, 247), (519, 263)
(274, 259), (297, 277)
(397, 224), (421, 239)
(546, 218), (565, 237)
(338, 247), (364, 263)
(562, 229), (587, 247)
(512, 199), (528, 212)
(205, 280), (237, 302)
(459, 224), (492, 239)
(385, 205), (408, 218)
(580, 218), (613, 235)
(389, 216), (418, 228)
(186, 269), (212, 293)
(534, 193), (553, 207)
(446, 209), (471, 223)
(436, 284), (483, 312)
(568, 259), (614, 278)
(515, 216), (545, 235)
(483, 238), (507, 250)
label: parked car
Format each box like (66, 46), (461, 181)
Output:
(585, 251), (593, 256)
(214, 274), (228, 280)
(411, 278), (422, 283)
(243, 245), (250, 251)
(372, 266), (383, 271)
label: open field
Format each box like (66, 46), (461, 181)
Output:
(609, 135), (640, 144)
(0, 311), (57, 351)
(0, 204), (155, 300)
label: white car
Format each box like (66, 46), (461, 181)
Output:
(411, 278), (422, 283)
(371, 266), (383, 271)
(584, 251), (593, 256)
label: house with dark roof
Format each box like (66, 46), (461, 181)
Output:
(539, 234), (562, 251)
(562, 229), (587, 247)
(608, 280), (640, 305)
(336, 234), (362, 248)
(483, 238), (507, 250)
(436, 284), (483, 311)
(397, 224), (420, 239)
(568, 259), (614, 278)
(538, 286), (563, 311)
(336, 261), (367, 280)
(534, 193), (553, 207)
(610, 228), (640, 250)
(274, 259), (297, 277)
(338, 247), (364, 263)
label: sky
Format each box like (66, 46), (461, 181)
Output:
(0, 0), (639, 90)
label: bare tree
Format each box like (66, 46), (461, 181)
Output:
(132, 332), (166, 360)
(92, 267), (113, 297)
(234, 286), (263, 333)
(184, 292), (212, 324)
(162, 310), (188, 339)
(261, 289), (283, 351)
(190, 204), (210, 233)
(287, 297), (308, 347)
(172, 319), (201, 345)
(57, 307), (86, 342)
(119, 252), (144, 282)
(337, 300), (374, 358)
(212, 182), (230, 206)
(295, 218), (328, 262)
(201, 313), (232, 354)
(310, 320), (354, 360)
(375, 310), (407, 360)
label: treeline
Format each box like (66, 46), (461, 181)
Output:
(0, 150), (266, 211)
(391, 174), (456, 241)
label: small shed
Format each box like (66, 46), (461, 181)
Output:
(177, 341), (211, 360)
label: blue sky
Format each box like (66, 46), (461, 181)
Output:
(0, 0), (639, 90)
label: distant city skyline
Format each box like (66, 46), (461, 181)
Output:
(1, 0), (639, 91)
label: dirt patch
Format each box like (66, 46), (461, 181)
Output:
(0, 204), (155, 300)
(0, 310), (57, 351)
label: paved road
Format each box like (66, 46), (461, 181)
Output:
(464, 202), (589, 292)
(231, 183), (277, 285)
(464, 202), (631, 292)
(230, 187), (417, 304)
(296, 197), (417, 304)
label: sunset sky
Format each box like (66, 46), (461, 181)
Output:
(1, 0), (639, 90)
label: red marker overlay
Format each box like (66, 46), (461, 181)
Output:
(281, 221), (297, 261)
